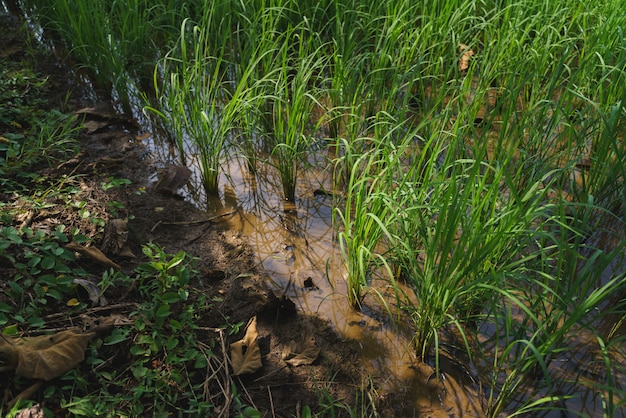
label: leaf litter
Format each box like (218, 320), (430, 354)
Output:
(0, 330), (94, 381)
(281, 334), (320, 366)
(230, 316), (263, 375)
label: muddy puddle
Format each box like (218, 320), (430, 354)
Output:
(168, 148), (485, 415)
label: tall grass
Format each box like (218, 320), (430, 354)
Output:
(149, 5), (275, 196)
(334, 133), (398, 308)
(24, 0), (179, 112)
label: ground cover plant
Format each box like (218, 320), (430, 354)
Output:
(4, 0), (626, 415)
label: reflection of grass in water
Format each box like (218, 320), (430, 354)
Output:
(24, 0), (626, 414)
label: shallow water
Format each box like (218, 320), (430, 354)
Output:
(95, 96), (626, 415)
(168, 142), (626, 416)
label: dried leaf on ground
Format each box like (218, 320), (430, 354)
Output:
(81, 119), (110, 134)
(458, 43), (474, 72)
(230, 317), (262, 375)
(155, 165), (192, 195)
(0, 330), (95, 380)
(13, 400), (44, 417)
(102, 218), (134, 257)
(74, 103), (118, 134)
(65, 242), (122, 271)
(73, 278), (107, 306)
(281, 335), (320, 366)
(74, 103), (116, 120)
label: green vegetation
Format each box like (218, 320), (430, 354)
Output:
(0, 32), (264, 417)
(6, 0), (626, 415)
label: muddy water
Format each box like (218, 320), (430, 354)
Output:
(113, 106), (626, 415)
(170, 146), (626, 416)
(156, 148), (484, 415)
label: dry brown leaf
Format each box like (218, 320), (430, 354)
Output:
(14, 402), (44, 418)
(155, 165), (192, 195)
(73, 103), (116, 119)
(65, 242), (122, 271)
(135, 132), (152, 141)
(230, 317), (262, 375)
(73, 278), (107, 306)
(0, 330), (95, 380)
(102, 218), (134, 257)
(81, 119), (110, 134)
(281, 335), (320, 366)
(458, 43), (474, 72)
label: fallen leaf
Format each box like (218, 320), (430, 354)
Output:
(65, 242), (122, 271)
(73, 278), (107, 306)
(73, 103), (116, 119)
(230, 317), (262, 375)
(0, 330), (95, 380)
(82, 119), (110, 134)
(66, 298), (81, 307)
(281, 335), (320, 366)
(14, 402), (44, 418)
(101, 218), (134, 257)
(155, 165), (192, 195)
(135, 132), (152, 141)
(458, 43), (474, 72)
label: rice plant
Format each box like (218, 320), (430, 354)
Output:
(334, 137), (395, 308)
(265, 24), (327, 202)
(479, 211), (626, 416)
(150, 7), (271, 196)
(25, 0), (177, 111)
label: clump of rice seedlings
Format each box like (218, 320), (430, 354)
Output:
(265, 26), (326, 203)
(480, 206), (626, 416)
(28, 0), (175, 112)
(151, 10), (265, 196)
(387, 124), (548, 361)
(334, 119), (407, 309)
(150, 16), (227, 193)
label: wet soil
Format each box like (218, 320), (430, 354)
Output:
(0, 12), (396, 417)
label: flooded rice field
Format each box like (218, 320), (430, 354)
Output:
(3, 0), (626, 414)
(150, 133), (626, 416)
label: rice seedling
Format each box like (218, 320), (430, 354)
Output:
(334, 138), (394, 308)
(264, 24), (327, 203)
(479, 221), (626, 416)
(149, 7), (272, 196)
